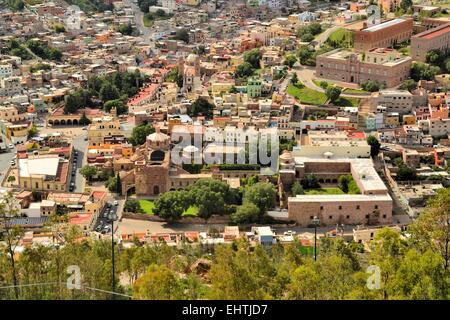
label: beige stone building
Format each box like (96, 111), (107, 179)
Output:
(279, 131), (393, 226)
(87, 117), (121, 146)
(316, 48), (411, 88)
(18, 155), (69, 192)
(370, 90), (414, 114)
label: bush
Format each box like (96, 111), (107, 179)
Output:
(124, 199), (143, 213)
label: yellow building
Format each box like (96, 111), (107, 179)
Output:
(211, 82), (234, 96)
(403, 114), (416, 125)
(87, 118), (121, 146)
(0, 105), (25, 123)
(385, 113), (399, 127)
(18, 155), (68, 192)
(3, 122), (30, 144)
(185, 0), (200, 6)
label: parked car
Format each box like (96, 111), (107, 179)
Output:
(8, 143), (14, 149)
(113, 200), (119, 206)
(10, 160), (15, 166)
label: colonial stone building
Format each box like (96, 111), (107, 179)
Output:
(279, 148), (393, 226)
(316, 48), (411, 87)
(119, 128), (213, 197)
(411, 23), (450, 62)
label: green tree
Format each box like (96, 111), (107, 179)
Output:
(243, 48), (262, 69)
(189, 97), (214, 119)
(153, 190), (189, 222)
(397, 163), (417, 181)
(290, 73), (298, 85)
(189, 187), (225, 220)
(118, 23), (134, 36)
(409, 188), (450, 270)
(53, 24), (66, 33)
(231, 203), (260, 224)
(129, 124), (155, 146)
(297, 46), (314, 65)
(104, 99), (127, 115)
(133, 264), (184, 299)
(283, 54), (297, 68)
(338, 175), (351, 193)
(0, 192), (23, 299)
(291, 181), (304, 196)
(301, 174), (320, 189)
(326, 86), (342, 103)
(79, 165), (97, 182)
(235, 62), (254, 78)
(411, 62), (440, 81)
(367, 135), (381, 157)
(99, 82), (120, 103)
(174, 29), (189, 43)
(400, 0), (413, 12)
(399, 79), (417, 92)
(243, 182), (277, 218)
(361, 80), (382, 92)
(300, 33), (315, 42)
(27, 124), (38, 139)
(79, 112), (91, 126)
(124, 199), (143, 213)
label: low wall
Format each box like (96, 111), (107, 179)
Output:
(122, 212), (231, 224)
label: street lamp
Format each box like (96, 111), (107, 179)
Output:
(107, 210), (118, 299)
(312, 216), (320, 261)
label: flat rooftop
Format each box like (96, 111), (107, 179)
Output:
(19, 156), (60, 178)
(363, 18), (405, 32)
(289, 194), (392, 202)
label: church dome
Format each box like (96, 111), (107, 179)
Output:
(280, 150), (293, 161)
(147, 130), (169, 143)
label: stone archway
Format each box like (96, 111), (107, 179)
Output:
(48, 120), (54, 125)
(153, 185), (160, 195)
(54, 120), (60, 126)
(67, 119), (72, 125)
(73, 119), (78, 125)
(60, 119), (66, 125)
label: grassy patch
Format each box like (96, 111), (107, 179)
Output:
(333, 97), (360, 107)
(398, 47), (411, 56)
(139, 200), (155, 215)
(343, 88), (368, 94)
(182, 206), (199, 217)
(327, 28), (354, 48)
(287, 83), (327, 105)
(139, 200), (199, 217)
(304, 188), (345, 195)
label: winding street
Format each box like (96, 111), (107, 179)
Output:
(123, 0), (151, 44)
(291, 64), (372, 99)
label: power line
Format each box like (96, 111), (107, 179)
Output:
(0, 282), (132, 299)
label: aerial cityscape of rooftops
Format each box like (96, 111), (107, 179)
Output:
(0, 0), (449, 302)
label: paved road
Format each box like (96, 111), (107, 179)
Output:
(123, 0), (151, 44)
(314, 25), (340, 50)
(292, 65), (372, 99)
(71, 130), (88, 193)
(93, 201), (122, 234)
(0, 147), (15, 177)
